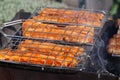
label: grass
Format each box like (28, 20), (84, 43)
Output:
(0, 0), (67, 23)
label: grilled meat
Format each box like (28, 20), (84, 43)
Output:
(32, 8), (104, 27)
(0, 40), (84, 67)
(107, 32), (120, 55)
(22, 19), (94, 44)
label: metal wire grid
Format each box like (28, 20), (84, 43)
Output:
(0, 21), (93, 70)
(32, 7), (106, 27)
(0, 20), (23, 49)
(21, 19), (95, 45)
(0, 37), (89, 70)
(0, 7), (107, 71)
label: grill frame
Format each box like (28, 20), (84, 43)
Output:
(0, 7), (108, 74)
(31, 7), (108, 28)
(0, 30), (92, 73)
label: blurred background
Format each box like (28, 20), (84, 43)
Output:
(0, 0), (120, 23)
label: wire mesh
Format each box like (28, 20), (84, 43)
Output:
(0, 7), (107, 73)
(32, 7), (107, 27)
(0, 37), (90, 70)
(21, 19), (96, 45)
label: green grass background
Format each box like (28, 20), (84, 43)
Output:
(0, 0), (67, 23)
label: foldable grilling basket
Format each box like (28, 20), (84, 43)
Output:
(0, 7), (109, 74)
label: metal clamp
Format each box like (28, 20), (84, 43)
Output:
(0, 19), (24, 49)
(0, 19), (24, 37)
(0, 19), (23, 29)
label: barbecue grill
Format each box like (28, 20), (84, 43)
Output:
(0, 7), (119, 80)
